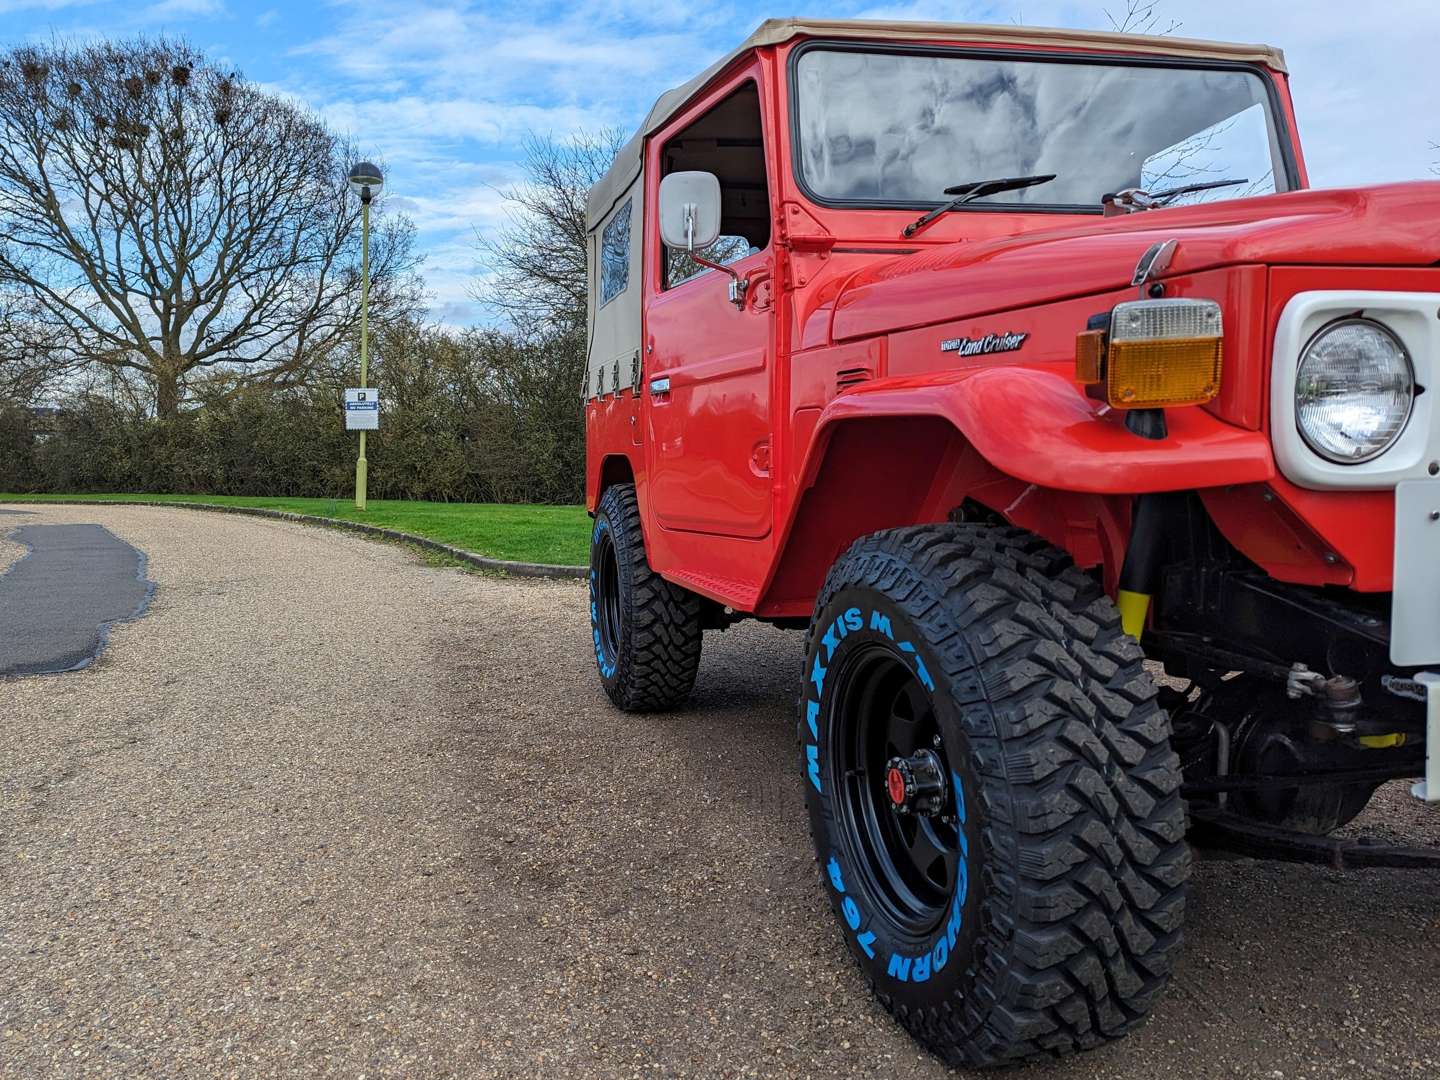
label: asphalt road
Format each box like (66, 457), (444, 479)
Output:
(1, 504), (1437, 1079)
(0, 521), (153, 676)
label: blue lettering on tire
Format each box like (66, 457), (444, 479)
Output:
(589, 520), (617, 679)
(805, 699), (822, 792)
(825, 854), (876, 960)
(883, 769), (971, 984)
(805, 607), (930, 797)
(895, 640), (935, 692)
(809, 606), (969, 983)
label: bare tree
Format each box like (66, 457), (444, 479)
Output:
(476, 128), (625, 331)
(0, 38), (417, 418)
(1430, 141), (1439, 176)
(0, 301), (47, 402)
(1105, 0), (1182, 34)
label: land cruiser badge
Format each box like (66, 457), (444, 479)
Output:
(940, 331), (1029, 357)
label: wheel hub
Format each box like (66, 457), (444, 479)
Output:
(885, 749), (948, 816)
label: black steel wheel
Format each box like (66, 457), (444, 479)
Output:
(592, 524), (623, 669)
(799, 524), (1189, 1067)
(589, 484), (702, 711)
(832, 645), (962, 935)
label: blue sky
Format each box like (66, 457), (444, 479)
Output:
(3, 0), (1438, 325)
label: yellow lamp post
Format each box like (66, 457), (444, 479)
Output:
(347, 161), (383, 510)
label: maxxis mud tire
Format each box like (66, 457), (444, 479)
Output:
(589, 484), (703, 712)
(798, 524), (1189, 1067)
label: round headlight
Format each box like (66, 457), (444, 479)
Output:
(1295, 318), (1414, 464)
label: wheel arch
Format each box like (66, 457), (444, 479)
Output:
(588, 451), (638, 514)
(762, 365), (1278, 612)
(763, 413), (1135, 612)
(809, 367), (1274, 494)
(760, 368), (1277, 613)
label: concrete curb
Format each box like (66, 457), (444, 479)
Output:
(0, 499), (587, 580)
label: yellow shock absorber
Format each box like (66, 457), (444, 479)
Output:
(1117, 590), (1151, 641)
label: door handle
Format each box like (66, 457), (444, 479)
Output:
(649, 377), (671, 395)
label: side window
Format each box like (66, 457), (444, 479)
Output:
(661, 81), (770, 290)
(600, 198), (632, 307)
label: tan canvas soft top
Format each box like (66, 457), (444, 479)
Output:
(584, 17), (1287, 230)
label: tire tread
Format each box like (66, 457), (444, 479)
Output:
(802, 523), (1189, 1067)
(593, 484), (702, 711)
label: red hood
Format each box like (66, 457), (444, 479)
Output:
(829, 182), (1440, 343)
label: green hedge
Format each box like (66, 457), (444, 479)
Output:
(1, 393), (354, 498)
(0, 322), (587, 505)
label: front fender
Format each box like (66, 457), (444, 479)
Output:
(805, 367), (1275, 495)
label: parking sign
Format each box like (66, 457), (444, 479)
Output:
(344, 388), (380, 431)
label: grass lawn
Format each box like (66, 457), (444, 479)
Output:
(0, 493), (592, 566)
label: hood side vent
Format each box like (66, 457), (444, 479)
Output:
(836, 366), (873, 391)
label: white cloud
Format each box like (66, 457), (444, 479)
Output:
(315, 96), (616, 150)
(288, 3), (716, 109)
(386, 183), (511, 234)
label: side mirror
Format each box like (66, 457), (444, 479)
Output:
(658, 171), (722, 252)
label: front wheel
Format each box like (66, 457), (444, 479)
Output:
(589, 484), (702, 711)
(799, 525), (1188, 1067)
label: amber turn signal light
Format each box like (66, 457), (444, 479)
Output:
(1108, 337), (1223, 408)
(1075, 298), (1224, 410)
(1075, 330), (1106, 384)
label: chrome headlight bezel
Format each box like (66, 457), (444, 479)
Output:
(1294, 316), (1415, 465)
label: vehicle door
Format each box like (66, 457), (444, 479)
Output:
(643, 71), (775, 540)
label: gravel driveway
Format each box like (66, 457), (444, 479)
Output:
(1, 504), (1437, 1079)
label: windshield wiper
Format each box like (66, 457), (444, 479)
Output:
(1150, 178), (1250, 205)
(1102, 178), (1252, 215)
(901, 174), (1058, 238)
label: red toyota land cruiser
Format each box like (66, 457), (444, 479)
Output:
(581, 17), (1440, 1067)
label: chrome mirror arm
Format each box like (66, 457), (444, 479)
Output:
(685, 250), (748, 307)
(682, 207), (748, 308)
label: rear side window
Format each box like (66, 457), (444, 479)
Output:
(600, 198), (632, 307)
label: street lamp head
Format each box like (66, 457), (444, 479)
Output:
(348, 161), (384, 204)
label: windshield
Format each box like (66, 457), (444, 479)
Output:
(792, 47), (1290, 210)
